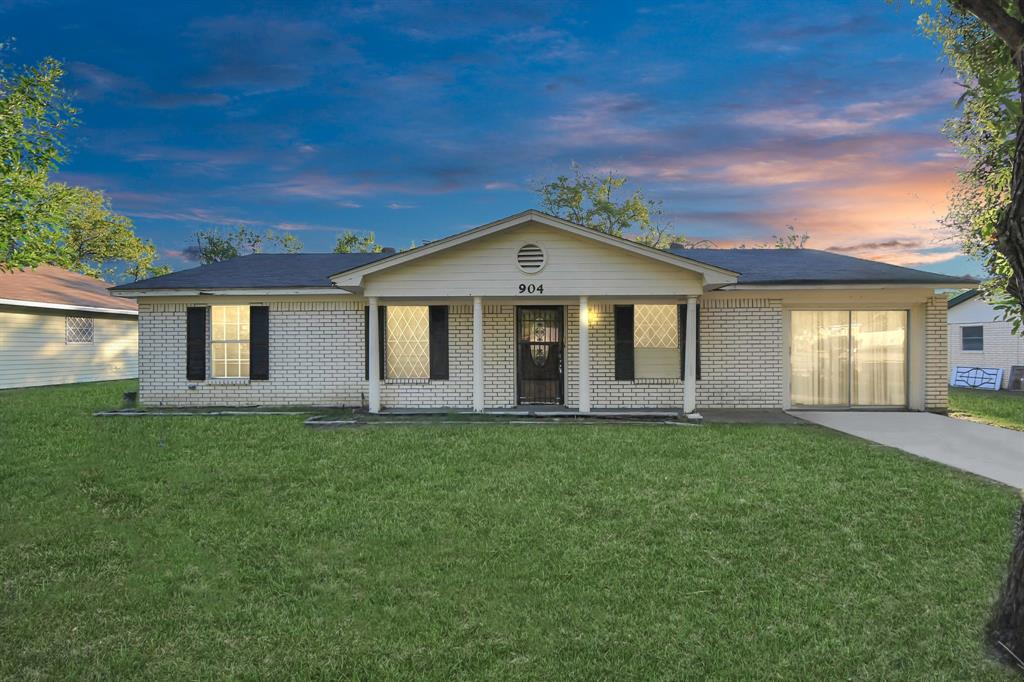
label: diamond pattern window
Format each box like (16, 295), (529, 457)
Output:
(65, 316), (94, 344)
(634, 304), (679, 379)
(211, 305), (250, 378)
(387, 306), (429, 379)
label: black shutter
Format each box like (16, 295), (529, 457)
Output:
(679, 304), (702, 381)
(428, 305), (449, 380)
(364, 305), (387, 380)
(186, 307), (206, 380)
(249, 306), (270, 380)
(614, 305), (634, 381)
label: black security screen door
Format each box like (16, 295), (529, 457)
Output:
(517, 306), (564, 405)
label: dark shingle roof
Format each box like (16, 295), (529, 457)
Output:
(669, 248), (977, 286)
(111, 253), (390, 291)
(114, 246), (978, 291)
(947, 289), (982, 308)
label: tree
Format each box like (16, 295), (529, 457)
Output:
(0, 46), (169, 280)
(334, 230), (383, 253)
(918, 0), (1024, 331)
(185, 226), (303, 264)
(917, 6), (1024, 668)
(58, 186), (170, 279)
(920, 1), (1022, 331)
(535, 163), (686, 248)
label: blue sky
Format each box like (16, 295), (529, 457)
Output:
(3, 0), (977, 275)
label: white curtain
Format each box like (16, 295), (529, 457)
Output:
(851, 311), (906, 406)
(790, 311), (849, 407)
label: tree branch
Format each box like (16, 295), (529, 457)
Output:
(951, 0), (1024, 57)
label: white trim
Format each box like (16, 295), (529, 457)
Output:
(683, 296), (697, 413)
(329, 210), (739, 288)
(578, 296), (591, 414)
(0, 297), (138, 316)
(111, 287), (349, 298)
(473, 296), (484, 412)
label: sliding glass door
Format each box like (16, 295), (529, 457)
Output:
(790, 310), (907, 408)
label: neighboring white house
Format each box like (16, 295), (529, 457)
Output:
(112, 210), (975, 413)
(0, 265), (138, 389)
(948, 290), (1024, 389)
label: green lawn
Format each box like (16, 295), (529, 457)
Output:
(950, 387), (1024, 431)
(1, 381), (1019, 679)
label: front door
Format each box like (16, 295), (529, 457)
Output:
(517, 306), (564, 405)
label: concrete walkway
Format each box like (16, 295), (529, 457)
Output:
(794, 411), (1024, 488)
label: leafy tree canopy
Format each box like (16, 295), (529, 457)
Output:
(185, 226), (303, 264)
(534, 163), (685, 248)
(334, 230), (383, 253)
(0, 45), (168, 281)
(920, 1), (1022, 330)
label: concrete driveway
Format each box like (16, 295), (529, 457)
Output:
(794, 411), (1024, 488)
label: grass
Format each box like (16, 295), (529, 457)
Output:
(950, 387), (1024, 431)
(1, 380), (1019, 680)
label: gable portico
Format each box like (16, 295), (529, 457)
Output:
(332, 212), (735, 414)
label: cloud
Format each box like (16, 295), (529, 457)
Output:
(734, 80), (958, 138)
(387, 202), (415, 209)
(68, 61), (230, 109)
(484, 181), (517, 190)
(186, 14), (361, 94)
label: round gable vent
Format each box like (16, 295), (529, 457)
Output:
(516, 243), (546, 273)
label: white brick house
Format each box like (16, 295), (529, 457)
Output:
(947, 290), (1024, 389)
(113, 211), (973, 413)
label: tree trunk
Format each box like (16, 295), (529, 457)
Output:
(987, 497), (1024, 670)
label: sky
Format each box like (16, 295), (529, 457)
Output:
(2, 0), (980, 276)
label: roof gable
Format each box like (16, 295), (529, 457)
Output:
(330, 210), (739, 289)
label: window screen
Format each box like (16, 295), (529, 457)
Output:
(634, 304), (679, 379)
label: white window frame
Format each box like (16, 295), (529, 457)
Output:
(65, 316), (94, 344)
(210, 305), (251, 378)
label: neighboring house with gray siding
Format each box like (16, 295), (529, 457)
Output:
(0, 265), (138, 389)
(948, 290), (1024, 389)
(112, 210), (974, 413)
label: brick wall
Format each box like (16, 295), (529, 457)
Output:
(925, 296), (949, 412)
(569, 299), (785, 410)
(138, 295), (941, 411)
(948, 321), (1024, 390)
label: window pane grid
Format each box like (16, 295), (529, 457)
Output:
(962, 326), (983, 351)
(65, 317), (94, 344)
(211, 306), (250, 378)
(387, 306), (429, 379)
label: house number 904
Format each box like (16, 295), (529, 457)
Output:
(518, 283), (544, 294)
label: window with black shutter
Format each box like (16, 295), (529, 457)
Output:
(428, 305), (449, 380)
(364, 305), (387, 380)
(249, 306), (270, 380)
(614, 305), (635, 380)
(186, 307), (207, 380)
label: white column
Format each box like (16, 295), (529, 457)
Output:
(368, 296), (381, 414)
(683, 295), (698, 414)
(578, 296), (591, 414)
(473, 296), (484, 412)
